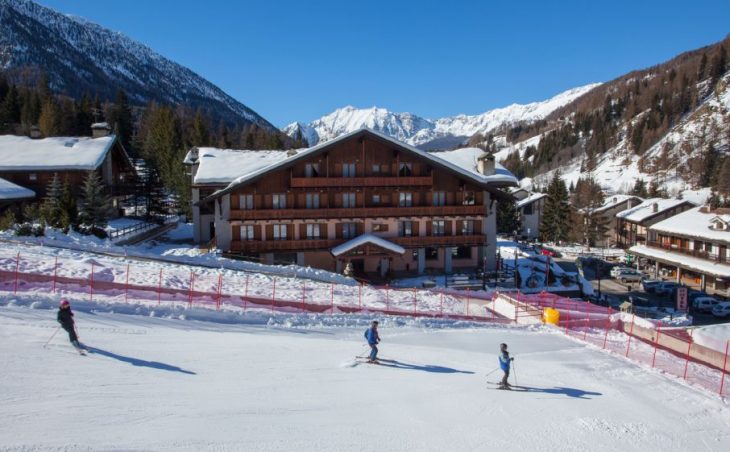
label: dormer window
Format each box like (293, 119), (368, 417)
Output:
(305, 163), (320, 178)
(399, 163), (412, 177)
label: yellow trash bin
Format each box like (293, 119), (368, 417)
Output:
(543, 307), (560, 325)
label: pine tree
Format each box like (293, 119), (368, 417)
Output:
(631, 179), (648, 197)
(38, 98), (62, 137)
(497, 199), (520, 235)
(540, 171), (572, 244)
(717, 158), (730, 197)
(79, 171), (113, 232)
(1, 85), (20, 131)
(59, 176), (78, 230)
(190, 109), (210, 147)
(107, 89), (133, 149)
(41, 173), (63, 227)
(571, 177), (608, 246)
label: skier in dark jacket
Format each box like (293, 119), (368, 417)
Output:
(57, 300), (81, 349)
(498, 343), (514, 389)
(364, 321), (381, 363)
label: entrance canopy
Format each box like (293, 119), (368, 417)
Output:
(331, 234), (406, 257)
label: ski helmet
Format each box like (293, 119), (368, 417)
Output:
(60, 300), (70, 307)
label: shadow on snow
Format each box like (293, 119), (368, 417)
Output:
(375, 359), (474, 374)
(509, 386), (602, 399)
(87, 347), (196, 375)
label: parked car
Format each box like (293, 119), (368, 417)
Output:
(642, 279), (663, 292)
(687, 290), (709, 302)
(693, 297), (720, 313)
(654, 281), (680, 296)
(539, 247), (561, 258)
(711, 303), (730, 318)
(610, 266), (632, 278)
(613, 269), (643, 283)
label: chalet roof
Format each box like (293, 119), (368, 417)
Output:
(594, 195), (643, 213)
(331, 234), (406, 257)
(184, 147), (298, 185)
(649, 207), (730, 244)
(0, 177), (35, 200)
(0, 134), (119, 171)
(615, 198), (694, 223)
(201, 128), (517, 204)
(516, 192), (547, 209)
(630, 244), (730, 278)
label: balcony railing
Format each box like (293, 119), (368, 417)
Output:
(290, 176), (433, 188)
(647, 241), (725, 263)
(391, 234), (487, 247)
(230, 205), (486, 220)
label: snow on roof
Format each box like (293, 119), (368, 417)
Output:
(331, 233), (405, 257)
(0, 135), (116, 171)
(208, 128), (518, 201)
(649, 207), (730, 244)
(630, 244), (730, 278)
(186, 147), (296, 185)
(594, 194), (643, 213)
(516, 192), (546, 209)
(0, 177), (35, 200)
(615, 198), (693, 223)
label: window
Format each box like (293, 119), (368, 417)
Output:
(343, 163), (356, 177)
(432, 191), (446, 206)
(29, 173), (37, 181)
(463, 191), (476, 205)
(239, 194), (253, 210)
(273, 224), (288, 240)
(372, 194), (381, 205)
(305, 163), (320, 178)
(240, 225), (254, 241)
(306, 193), (319, 209)
(342, 223), (357, 239)
(306, 223), (321, 239)
(425, 247), (438, 261)
(399, 221), (413, 237)
(372, 164), (381, 174)
(342, 192), (356, 208)
(460, 220), (474, 235)
(399, 192), (412, 207)
(523, 203), (533, 215)
(272, 194), (286, 209)
(452, 246), (472, 259)
(399, 163), (412, 176)
(372, 224), (388, 232)
(432, 220), (445, 236)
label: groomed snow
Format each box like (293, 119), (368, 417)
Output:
(2, 299), (729, 451)
(616, 198), (694, 223)
(0, 135), (116, 171)
(0, 176), (35, 200)
(331, 233), (405, 257)
(650, 207), (730, 244)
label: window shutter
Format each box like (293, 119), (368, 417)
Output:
(321, 223), (328, 238)
(231, 195), (240, 209)
(254, 225), (262, 240)
(412, 222), (420, 236)
(287, 194), (294, 208)
(299, 223), (307, 239)
(254, 194), (262, 209)
(297, 193), (305, 208)
(232, 225), (240, 241)
(335, 223), (343, 239)
(445, 220), (453, 236)
(356, 192), (364, 207)
(356, 223), (364, 235)
(265, 224), (273, 240)
(426, 221), (432, 236)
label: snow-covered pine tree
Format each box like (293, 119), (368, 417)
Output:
(59, 176), (78, 230)
(79, 171), (113, 233)
(497, 199), (520, 235)
(41, 172), (62, 227)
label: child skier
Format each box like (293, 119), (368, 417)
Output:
(498, 343), (514, 389)
(57, 300), (82, 350)
(364, 321), (381, 363)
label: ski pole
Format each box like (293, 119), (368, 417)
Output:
(43, 326), (61, 348)
(512, 360), (518, 387)
(484, 366), (501, 378)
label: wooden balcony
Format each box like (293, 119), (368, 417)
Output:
(290, 176), (433, 188)
(230, 205), (486, 221)
(647, 241), (725, 263)
(230, 239), (344, 253)
(391, 234), (487, 247)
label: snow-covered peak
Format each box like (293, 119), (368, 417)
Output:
(283, 84), (601, 148)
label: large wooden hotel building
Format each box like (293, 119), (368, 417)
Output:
(190, 129), (517, 278)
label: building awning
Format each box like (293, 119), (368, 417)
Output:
(630, 245), (730, 279)
(331, 234), (406, 257)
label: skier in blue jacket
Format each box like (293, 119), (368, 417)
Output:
(498, 343), (514, 389)
(364, 321), (381, 363)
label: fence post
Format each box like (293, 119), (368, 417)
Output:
(385, 284), (390, 312)
(602, 307), (611, 350)
(651, 321), (663, 368)
(13, 252), (20, 294)
(124, 263), (130, 303)
(89, 262), (95, 302)
(466, 289), (471, 317)
(440, 292), (444, 317)
(330, 282), (334, 313)
(625, 313), (635, 358)
(158, 269), (163, 306)
(683, 330), (693, 380)
(301, 280), (306, 313)
(719, 340), (729, 396)
(564, 304), (570, 335)
(271, 277), (277, 313)
(359, 282), (363, 311)
(216, 274), (223, 310)
(188, 270), (195, 307)
(583, 310), (589, 341)
(244, 274), (249, 312)
(52, 255), (58, 293)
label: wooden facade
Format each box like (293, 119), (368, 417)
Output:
(202, 130), (514, 277)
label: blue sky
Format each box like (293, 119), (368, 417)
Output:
(40, 0), (730, 128)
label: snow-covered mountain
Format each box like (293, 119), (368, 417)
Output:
(283, 84), (600, 148)
(0, 0), (276, 129)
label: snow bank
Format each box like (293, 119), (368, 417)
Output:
(693, 324), (730, 355)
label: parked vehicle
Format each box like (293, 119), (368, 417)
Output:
(711, 303), (730, 318)
(539, 247), (561, 258)
(654, 281), (680, 296)
(642, 279), (662, 292)
(610, 266), (632, 278)
(613, 269), (643, 283)
(692, 297), (720, 313)
(687, 290), (709, 302)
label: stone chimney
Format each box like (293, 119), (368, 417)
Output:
(477, 152), (495, 176)
(612, 196), (617, 203)
(30, 125), (41, 139)
(91, 122), (111, 138)
(652, 202), (659, 213)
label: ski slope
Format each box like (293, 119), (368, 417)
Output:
(2, 299), (730, 451)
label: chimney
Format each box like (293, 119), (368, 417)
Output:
(91, 122), (111, 138)
(652, 202), (659, 213)
(612, 196), (617, 203)
(477, 152), (495, 176)
(30, 125), (41, 139)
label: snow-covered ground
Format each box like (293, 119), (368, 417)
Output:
(2, 299), (729, 451)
